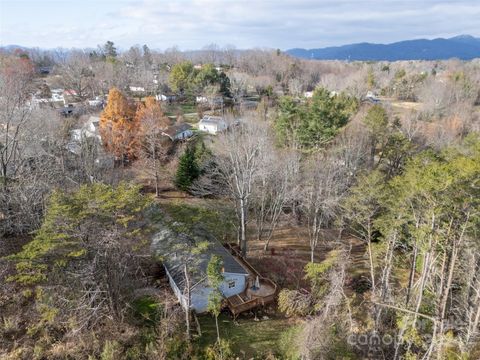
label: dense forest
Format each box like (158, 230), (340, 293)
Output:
(1, 42), (479, 359)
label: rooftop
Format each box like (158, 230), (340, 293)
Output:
(199, 115), (225, 126)
(162, 123), (192, 137)
(151, 225), (249, 292)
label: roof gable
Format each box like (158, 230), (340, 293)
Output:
(151, 225), (248, 292)
(199, 115), (225, 126)
(162, 123), (192, 137)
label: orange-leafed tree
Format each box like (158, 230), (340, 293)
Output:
(135, 97), (172, 196)
(99, 87), (139, 161)
(135, 96), (170, 130)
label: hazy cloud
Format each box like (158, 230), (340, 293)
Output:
(1, 0), (479, 49)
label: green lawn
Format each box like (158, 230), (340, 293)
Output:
(179, 103), (198, 114)
(196, 313), (299, 358)
(164, 102), (198, 117)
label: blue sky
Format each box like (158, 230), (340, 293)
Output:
(1, 0), (479, 50)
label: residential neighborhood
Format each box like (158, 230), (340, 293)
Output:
(1, 3), (480, 359)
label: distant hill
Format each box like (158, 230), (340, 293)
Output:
(1, 44), (29, 52)
(287, 35), (480, 61)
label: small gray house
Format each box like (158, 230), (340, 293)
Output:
(161, 123), (194, 141)
(152, 226), (249, 313)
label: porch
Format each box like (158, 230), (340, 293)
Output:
(223, 243), (278, 317)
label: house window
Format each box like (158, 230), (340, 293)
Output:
(228, 280), (236, 289)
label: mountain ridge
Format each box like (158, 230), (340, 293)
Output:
(287, 35), (480, 61)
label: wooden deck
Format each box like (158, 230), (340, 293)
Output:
(224, 243), (278, 316)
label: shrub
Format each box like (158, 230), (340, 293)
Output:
(204, 339), (234, 360)
(101, 340), (122, 360)
(278, 289), (312, 317)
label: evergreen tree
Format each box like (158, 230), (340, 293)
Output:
(363, 104), (389, 168)
(218, 71), (231, 97)
(103, 40), (117, 58)
(275, 88), (358, 149)
(142, 44), (152, 65)
(175, 146), (200, 191)
(169, 61), (196, 94)
(275, 96), (304, 147)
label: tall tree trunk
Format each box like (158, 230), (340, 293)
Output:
(215, 315), (220, 343)
(154, 168), (159, 197)
(370, 138), (376, 169)
(263, 240), (270, 253)
(1, 162), (7, 189)
(240, 198), (247, 257)
(375, 232), (397, 328)
(367, 224), (376, 294)
(406, 231), (434, 356)
(466, 291), (480, 347)
(436, 216), (468, 359)
(406, 231), (419, 307)
(153, 144), (160, 197)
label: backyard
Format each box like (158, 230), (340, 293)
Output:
(196, 313), (299, 358)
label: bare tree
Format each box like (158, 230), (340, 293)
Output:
(137, 99), (171, 196)
(214, 118), (270, 257)
(227, 71), (250, 102)
(0, 56), (34, 186)
(0, 56), (71, 236)
(55, 50), (95, 100)
(459, 247), (480, 352)
(253, 149), (300, 251)
(301, 154), (345, 263)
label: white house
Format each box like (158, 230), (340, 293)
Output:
(196, 96), (208, 103)
(365, 91), (380, 103)
(70, 116), (102, 143)
(48, 89), (65, 103)
(151, 226), (250, 313)
(198, 115), (228, 135)
(156, 94), (177, 102)
(196, 96), (224, 107)
(161, 123), (194, 141)
(66, 116), (114, 171)
(129, 86), (145, 93)
(87, 96), (104, 107)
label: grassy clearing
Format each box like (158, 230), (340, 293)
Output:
(196, 313), (299, 358)
(131, 296), (162, 327)
(179, 103), (198, 114)
(164, 102), (198, 117)
(159, 200), (236, 241)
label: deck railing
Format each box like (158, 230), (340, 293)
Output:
(223, 243), (278, 315)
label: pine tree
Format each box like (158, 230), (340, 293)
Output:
(363, 104), (389, 168)
(175, 146), (199, 191)
(99, 87), (139, 161)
